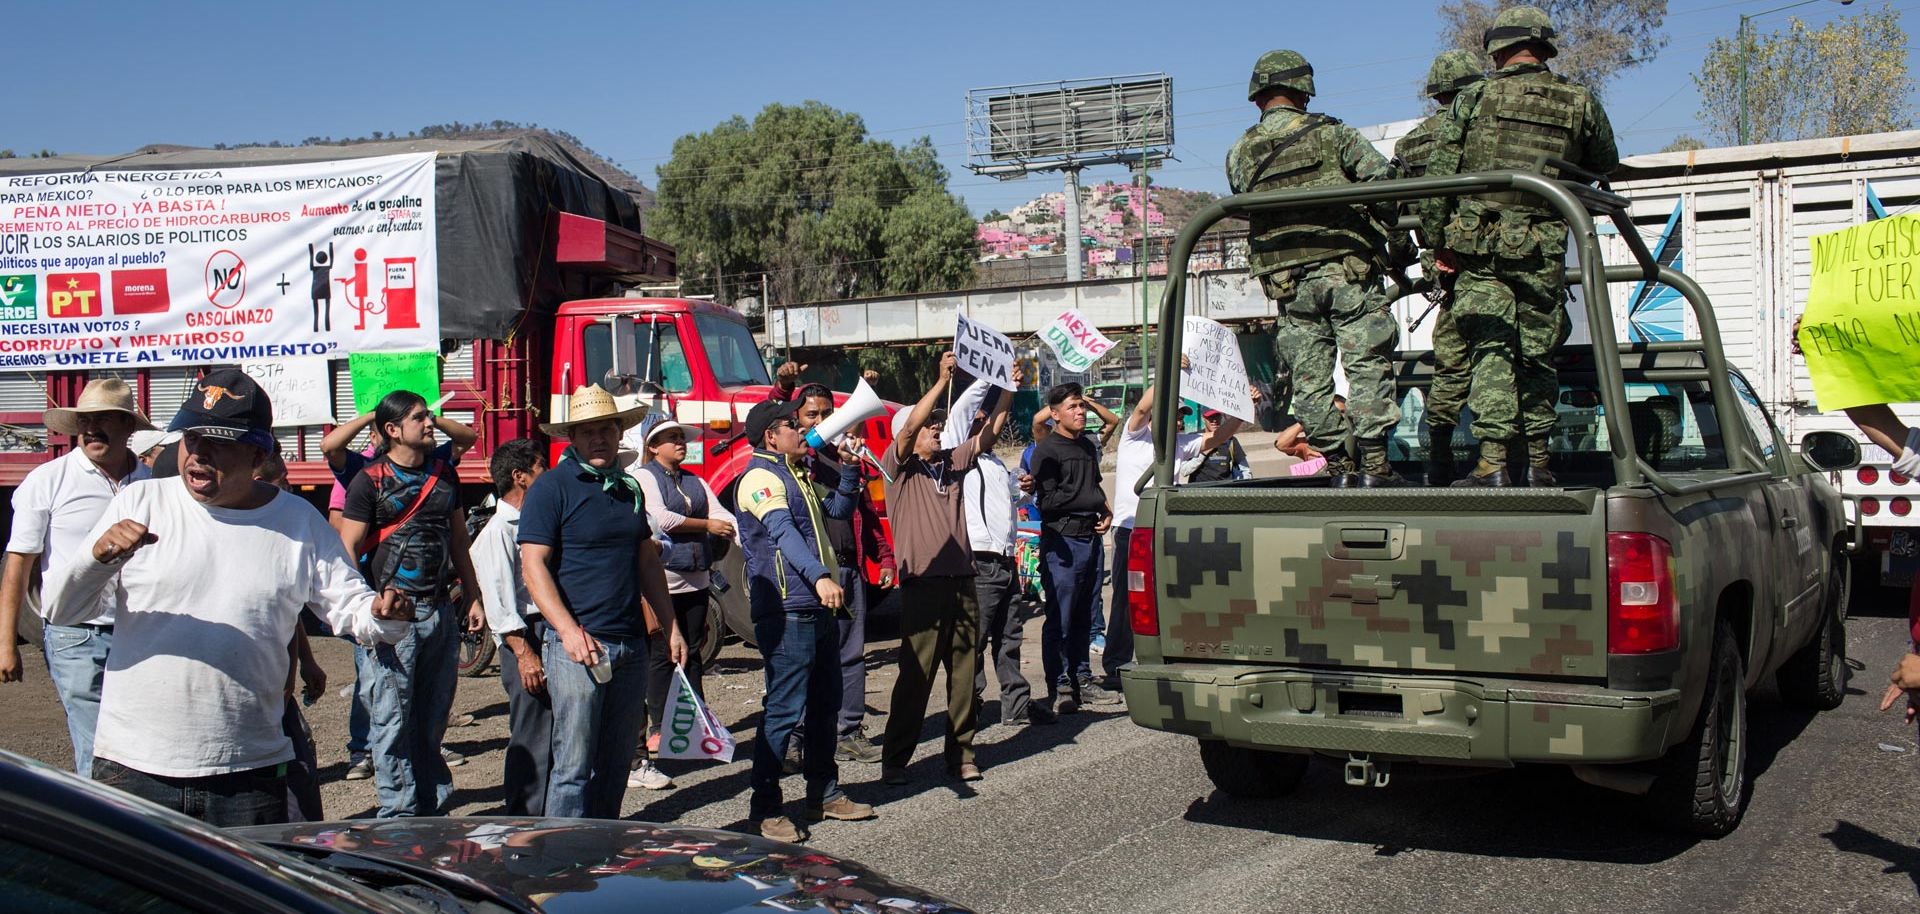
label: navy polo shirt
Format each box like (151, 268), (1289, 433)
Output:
(517, 456), (651, 640)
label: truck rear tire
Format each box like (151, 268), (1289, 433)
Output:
(1776, 556), (1847, 710)
(700, 593), (727, 667)
(1198, 739), (1309, 799)
(1647, 622), (1748, 836)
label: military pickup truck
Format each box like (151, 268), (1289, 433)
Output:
(1121, 167), (1861, 837)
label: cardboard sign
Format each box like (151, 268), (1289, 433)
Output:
(1039, 308), (1116, 373)
(0, 153), (440, 372)
(1180, 316), (1255, 422)
(241, 356), (335, 427)
(348, 350), (440, 416)
(1797, 214), (1920, 410)
(955, 313), (1017, 391)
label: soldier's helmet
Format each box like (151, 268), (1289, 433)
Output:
(1483, 6), (1558, 58)
(1248, 50), (1316, 101)
(1424, 49), (1485, 99)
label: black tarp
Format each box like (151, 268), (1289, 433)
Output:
(0, 136), (652, 340)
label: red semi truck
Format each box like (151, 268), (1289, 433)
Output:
(0, 137), (897, 659)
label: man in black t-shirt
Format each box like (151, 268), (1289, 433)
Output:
(1028, 383), (1114, 715)
(335, 391), (483, 819)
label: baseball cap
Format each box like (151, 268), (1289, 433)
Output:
(1202, 408), (1224, 420)
(743, 398), (801, 447)
(889, 407), (947, 440)
(129, 429), (181, 456)
(166, 367), (276, 451)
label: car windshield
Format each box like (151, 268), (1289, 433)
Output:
(260, 841), (528, 914)
(697, 312), (772, 387)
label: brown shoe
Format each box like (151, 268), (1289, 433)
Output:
(952, 763), (983, 782)
(881, 765), (910, 785)
(803, 795), (876, 821)
(758, 816), (806, 843)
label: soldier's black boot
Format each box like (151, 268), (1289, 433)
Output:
(1524, 435), (1558, 487)
(1341, 439), (1405, 488)
(1426, 424), (1457, 486)
(1451, 442), (1514, 487)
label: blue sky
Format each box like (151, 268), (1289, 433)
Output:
(7, 0), (1911, 217)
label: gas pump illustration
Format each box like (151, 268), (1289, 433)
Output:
(336, 248), (378, 330)
(381, 257), (419, 330)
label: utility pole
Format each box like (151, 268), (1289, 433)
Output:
(1738, 0), (1854, 145)
(1063, 167), (1084, 282)
(1138, 128), (1152, 385)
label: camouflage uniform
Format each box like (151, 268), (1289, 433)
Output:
(1419, 7), (1618, 483)
(1395, 50), (1484, 481)
(1227, 50), (1398, 476)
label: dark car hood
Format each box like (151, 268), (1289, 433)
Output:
(231, 817), (969, 914)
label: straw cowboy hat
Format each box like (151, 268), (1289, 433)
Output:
(45, 378), (156, 436)
(539, 385), (649, 437)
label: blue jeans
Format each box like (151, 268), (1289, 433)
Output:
(1038, 529), (1099, 701)
(751, 609), (844, 821)
(43, 623), (111, 776)
(347, 644), (370, 758)
(543, 626), (650, 819)
(1088, 534), (1108, 654)
(1104, 528), (1136, 678)
(359, 601), (457, 818)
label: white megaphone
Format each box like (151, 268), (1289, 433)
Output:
(805, 378), (887, 449)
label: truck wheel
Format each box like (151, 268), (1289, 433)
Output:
(1197, 739), (1309, 799)
(1647, 622), (1748, 836)
(700, 593), (727, 667)
(1776, 556), (1847, 710)
(456, 627), (496, 678)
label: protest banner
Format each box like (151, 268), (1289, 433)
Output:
(1797, 214), (1920, 410)
(349, 350), (440, 415)
(1181, 316), (1255, 422)
(656, 665), (736, 763)
(242, 356), (335, 427)
(0, 154), (439, 373)
(1039, 308), (1116, 373)
(955, 312), (1017, 391)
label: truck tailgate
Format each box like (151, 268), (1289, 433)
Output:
(1151, 487), (1608, 680)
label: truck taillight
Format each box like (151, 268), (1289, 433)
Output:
(1895, 497), (1912, 517)
(1607, 532), (1677, 654)
(1128, 526), (1157, 637)
(1894, 471), (1912, 486)
(1858, 466), (1880, 485)
(1863, 497), (1882, 516)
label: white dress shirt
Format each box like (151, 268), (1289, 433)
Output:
(941, 379), (1018, 556)
(7, 447), (151, 626)
(471, 499), (537, 645)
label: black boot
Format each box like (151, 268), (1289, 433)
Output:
(1341, 439), (1405, 488)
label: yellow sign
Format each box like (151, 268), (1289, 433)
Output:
(1797, 214), (1920, 411)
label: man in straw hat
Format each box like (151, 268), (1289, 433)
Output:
(520, 385), (689, 819)
(0, 377), (153, 773)
(42, 368), (414, 825)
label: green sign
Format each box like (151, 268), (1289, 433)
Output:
(348, 350), (441, 416)
(0, 275), (37, 321)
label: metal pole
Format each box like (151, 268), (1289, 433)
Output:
(1737, 14), (1751, 145)
(1064, 167), (1084, 283)
(1140, 137), (1152, 386)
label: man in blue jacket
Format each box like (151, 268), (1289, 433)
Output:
(736, 398), (875, 843)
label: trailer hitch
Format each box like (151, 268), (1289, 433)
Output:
(1343, 753), (1392, 788)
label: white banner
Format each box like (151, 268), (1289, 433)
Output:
(0, 153), (439, 372)
(954, 312), (1016, 391)
(1181, 316), (1254, 422)
(1038, 308), (1116, 373)
(242, 356), (335, 427)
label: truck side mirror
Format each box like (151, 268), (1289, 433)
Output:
(608, 315), (639, 386)
(1800, 431), (1860, 472)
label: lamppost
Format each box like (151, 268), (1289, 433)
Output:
(1738, 0), (1854, 144)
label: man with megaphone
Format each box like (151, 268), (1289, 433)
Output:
(782, 379), (896, 769)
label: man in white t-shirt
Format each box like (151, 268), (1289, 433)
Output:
(1105, 363), (1248, 682)
(0, 378), (153, 775)
(43, 368), (413, 827)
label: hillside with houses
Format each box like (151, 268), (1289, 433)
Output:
(975, 181), (1238, 278)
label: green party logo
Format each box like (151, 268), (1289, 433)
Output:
(0, 275), (35, 321)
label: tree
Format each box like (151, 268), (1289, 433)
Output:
(1437, 0), (1669, 96)
(1660, 134), (1707, 153)
(652, 102), (978, 307)
(1693, 4), (1914, 145)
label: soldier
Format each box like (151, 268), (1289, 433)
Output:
(1227, 50), (1402, 486)
(1420, 6), (1619, 486)
(1395, 50), (1485, 485)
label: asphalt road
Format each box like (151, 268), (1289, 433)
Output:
(3, 608), (1916, 914)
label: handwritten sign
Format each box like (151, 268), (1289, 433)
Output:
(242, 357), (336, 427)
(1039, 308), (1116, 373)
(1798, 214), (1920, 410)
(1181, 316), (1254, 422)
(955, 313), (1017, 391)
(348, 350), (440, 416)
